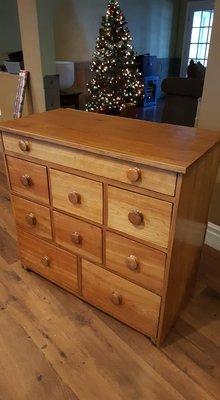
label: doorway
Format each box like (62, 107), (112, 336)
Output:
(180, 0), (215, 76)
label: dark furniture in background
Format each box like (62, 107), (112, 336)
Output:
(161, 77), (204, 127)
(60, 88), (82, 110)
(144, 76), (159, 107)
(137, 54), (159, 107)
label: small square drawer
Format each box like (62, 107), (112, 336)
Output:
(50, 169), (103, 224)
(82, 260), (161, 338)
(7, 156), (49, 204)
(12, 195), (52, 240)
(18, 230), (79, 294)
(106, 231), (166, 295)
(53, 211), (102, 263)
(108, 186), (172, 248)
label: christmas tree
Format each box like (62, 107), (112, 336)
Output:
(86, 0), (143, 114)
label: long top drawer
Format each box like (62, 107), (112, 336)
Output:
(2, 133), (177, 196)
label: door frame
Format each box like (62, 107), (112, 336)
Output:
(180, 0), (215, 77)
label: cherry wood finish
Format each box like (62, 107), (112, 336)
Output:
(11, 195), (52, 240)
(82, 260), (161, 338)
(7, 156), (49, 204)
(1, 109), (219, 345)
(158, 146), (220, 344)
(20, 174), (32, 187)
(53, 211), (102, 263)
(50, 168), (103, 224)
(1, 108), (220, 172)
(19, 138), (30, 153)
(2, 132), (177, 196)
(106, 231), (166, 295)
(18, 230), (79, 294)
(108, 186), (173, 248)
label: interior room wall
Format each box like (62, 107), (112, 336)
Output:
(0, 0), (22, 55)
(174, 0), (213, 58)
(199, 0), (220, 227)
(54, 0), (179, 62)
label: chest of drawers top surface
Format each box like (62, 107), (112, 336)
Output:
(0, 108), (219, 173)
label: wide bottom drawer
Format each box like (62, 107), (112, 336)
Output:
(18, 230), (79, 294)
(82, 260), (161, 338)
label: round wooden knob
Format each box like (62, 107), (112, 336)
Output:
(110, 291), (122, 306)
(68, 191), (81, 205)
(128, 210), (143, 226)
(20, 174), (32, 187)
(41, 256), (51, 267)
(19, 139), (30, 152)
(127, 168), (141, 183)
(71, 232), (82, 245)
(126, 255), (139, 271)
(25, 213), (37, 226)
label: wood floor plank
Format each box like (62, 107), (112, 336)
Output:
(0, 226), (19, 264)
(0, 259), (185, 400)
(0, 309), (79, 400)
(93, 309), (215, 400)
(162, 330), (220, 400)
(174, 318), (220, 365)
(181, 288), (220, 347)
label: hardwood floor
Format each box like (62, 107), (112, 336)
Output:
(0, 147), (220, 400)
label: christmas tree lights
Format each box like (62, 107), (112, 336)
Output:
(86, 0), (143, 115)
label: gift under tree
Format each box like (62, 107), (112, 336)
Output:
(86, 0), (143, 115)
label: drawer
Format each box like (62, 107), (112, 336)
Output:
(18, 230), (78, 293)
(82, 260), (160, 337)
(3, 133), (177, 196)
(53, 211), (102, 263)
(50, 169), (103, 224)
(106, 231), (166, 295)
(7, 156), (49, 204)
(12, 195), (52, 240)
(108, 186), (172, 248)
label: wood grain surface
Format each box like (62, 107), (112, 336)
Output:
(53, 210), (102, 263)
(0, 154), (220, 399)
(50, 168), (103, 224)
(1, 108), (220, 173)
(2, 132), (177, 196)
(18, 230), (79, 294)
(158, 145), (220, 343)
(12, 195), (52, 240)
(108, 186), (173, 248)
(7, 155), (49, 204)
(106, 231), (166, 295)
(82, 259), (161, 338)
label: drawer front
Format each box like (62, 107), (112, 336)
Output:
(3, 133), (176, 196)
(18, 230), (78, 293)
(106, 231), (166, 295)
(82, 260), (160, 337)
(12, 195), (52, 240)
(7, 156), (49, 204)
(108, 186), (172, 248)
(53, 211), (102, 263)
(50, 169), (103, 224)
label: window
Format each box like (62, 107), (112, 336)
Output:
(188, 10), (214, 67)
(181, 1), (215, 76)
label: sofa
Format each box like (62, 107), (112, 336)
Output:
(161, 77), (204, 127)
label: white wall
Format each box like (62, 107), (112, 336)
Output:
(199, 0), (220, 226)
(54, 0), (178, 62)
(0, 0), (21, 54)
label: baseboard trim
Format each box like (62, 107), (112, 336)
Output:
(205, 222), (220, 251)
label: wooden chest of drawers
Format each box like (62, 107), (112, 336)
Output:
(1, 109), (220, 345)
